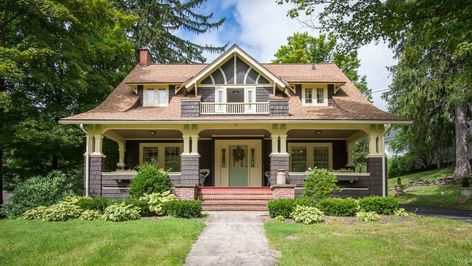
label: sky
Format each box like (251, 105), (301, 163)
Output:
(179, 0), (397, 111)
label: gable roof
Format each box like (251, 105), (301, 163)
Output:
(181, 45), (288, 90)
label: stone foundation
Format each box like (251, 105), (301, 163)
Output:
(174, 185), (198, 200)
(271, 184), (295, 199)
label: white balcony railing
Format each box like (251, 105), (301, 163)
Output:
(200, 102), (270, 115)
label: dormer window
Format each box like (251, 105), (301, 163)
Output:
(302, 85), (327, 106)
(144, 87), (168, 106)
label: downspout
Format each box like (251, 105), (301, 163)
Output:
(382, 123), (391, 197)
(79, 124), (89, 197)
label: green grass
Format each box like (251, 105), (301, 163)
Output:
(265, 216), (472, 266)
(388, 167), (472, 210)
(0, 218), (205, 266)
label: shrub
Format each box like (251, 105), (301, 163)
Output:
(388, 155), (414, 178)
(304, 168), (340, 200)
(394, 208), (409, 217)
(316, 198), (359, 216)
(164, 200), (202, 218)
(3, 171), (77, 217)
(359, 196), (399, 215)
(290, 205), (324, 224)
(21, 206), (48, 220)
(274, 215), (285, 221)
(267, 198), (314, 218)
(123, 198), (151, 216)
(76, 197), (113, 212)
(139, 191), (176, 216)
(129, 163), (172, 198)
(356, 211), (380, 222)
(102, 203), (141, 221)
(79, 210), (102, 221)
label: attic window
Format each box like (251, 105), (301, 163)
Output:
(144, 88), (168, 107)
(302, 85), (327, 106)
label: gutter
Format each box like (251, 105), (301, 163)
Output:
(79, 124), (89, 197)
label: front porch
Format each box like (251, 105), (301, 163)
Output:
(83, 123), (388, 200)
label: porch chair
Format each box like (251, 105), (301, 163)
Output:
(199, 169), (210, 186)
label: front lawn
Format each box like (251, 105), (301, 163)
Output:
(0, 218), (205, 266)
(388, 167), (472, 210)
(265, 216), (472, 265)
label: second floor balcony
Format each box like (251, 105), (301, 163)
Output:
(200, 102), (270, 115)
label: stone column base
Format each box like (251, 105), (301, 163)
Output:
(180, 154), (200, 186)
(271, 184), (295, 199)
(270, 153), (290, 185)
(174, 185), (198, 200)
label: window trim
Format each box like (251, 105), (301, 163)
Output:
(143, 86), (169, 107)
(288, 142), (333, 172)
(139, 143), (183, 172)
(301, 84), (328, 106)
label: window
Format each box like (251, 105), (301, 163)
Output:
(139, 143), (182, 172)
(304, 88), (313, 104)
(302, 85), (326, 106)
(313, 147), (329, 169)
(288, 143), (332, 171)
(290, 146), (307, 172)
(144, 88), (168, 106)
(165, 147), (181, 172)
(316, 88), (324, 104)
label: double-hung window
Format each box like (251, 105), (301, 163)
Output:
(139, 143), (182, 172)
(144, 87), (169, 106)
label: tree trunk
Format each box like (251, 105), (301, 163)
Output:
(453, 101), (471, 177)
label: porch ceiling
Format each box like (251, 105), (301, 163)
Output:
(109, 129), (182, 139)
(287, 129), (364, 139)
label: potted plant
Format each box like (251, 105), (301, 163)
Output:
(460, 176), (472, 198)
(394, 177), (404, 194)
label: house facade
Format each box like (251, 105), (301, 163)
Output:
(60, 45), (409, 207)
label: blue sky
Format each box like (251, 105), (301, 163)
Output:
(179, 0), (396, 111)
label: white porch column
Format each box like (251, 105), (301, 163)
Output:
(271, 135), (279, 154)
(191, 135), (199, 155)
(117, 141), (125, 169)
(183, 135), (191, 155)
(368, 134), (378, 156)
(91, 134), (103, 155)
(279, 134), (287, 154)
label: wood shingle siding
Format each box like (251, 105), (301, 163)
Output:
(256, 87), (272, 102)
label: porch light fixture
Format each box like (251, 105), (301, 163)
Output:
(149, 130), (156, 135)
(315, 130), (322, 135)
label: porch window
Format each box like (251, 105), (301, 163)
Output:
(143, 88), (169, 106)
(290, 146), (307, 172)
(288, 143), (333, 171)
(139, 143), (182, 172)
(165, 147), (181, 172)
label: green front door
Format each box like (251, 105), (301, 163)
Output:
(229, 145), (248, 186)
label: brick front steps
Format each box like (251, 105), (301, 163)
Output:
(200, 187), (273, 211)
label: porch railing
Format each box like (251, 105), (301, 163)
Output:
(200, 102), (270, 115)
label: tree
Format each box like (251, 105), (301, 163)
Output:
(0, 0), (135, 192)
(279, 0), (472, 177)
(114, 0), (226, 63)
(273, 32), (371, 100)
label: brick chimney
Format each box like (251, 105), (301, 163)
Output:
(138, 47), (152, 65)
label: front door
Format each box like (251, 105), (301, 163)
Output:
(229, 145), (248, 186)
(214, 139), (262, 186)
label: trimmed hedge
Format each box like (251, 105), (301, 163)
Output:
(268, 198), (314, 218)
(129, 163), (172, 198)
(359, 196), (399, 215)
(76, 197), (112, 212)
(164, 200), (202, 218)
(316, 198), (359, 216)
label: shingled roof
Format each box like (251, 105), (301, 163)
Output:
(61, 56), (407, 123)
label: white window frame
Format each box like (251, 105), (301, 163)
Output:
(143, 86), (169, 107)
(139, 143), (183, 172)
(301, 84), (328, 106)
(288, 142), (333, 172)
(245, 86), (256, 113)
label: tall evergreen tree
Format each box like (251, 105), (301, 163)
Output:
(273, 33), (371, 101)
(114, 0), (226, 63)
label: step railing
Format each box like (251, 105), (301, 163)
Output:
(200, 102), (270, 115)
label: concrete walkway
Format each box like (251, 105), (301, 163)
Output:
(401, 204), (472, 223)
(185, 211), (276, 266)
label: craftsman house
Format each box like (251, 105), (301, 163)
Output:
(60, 45), (409, 210)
